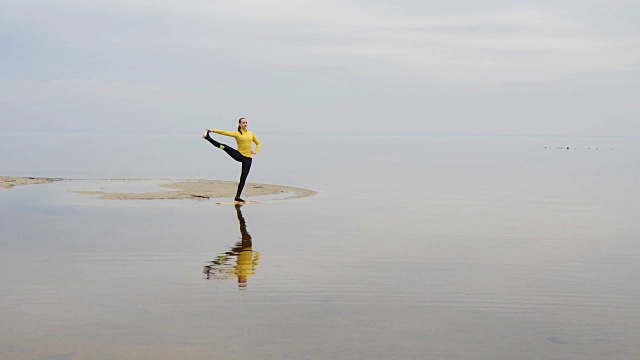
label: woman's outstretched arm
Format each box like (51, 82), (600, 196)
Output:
(208, 129), (238, 137)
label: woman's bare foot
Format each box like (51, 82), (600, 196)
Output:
(202, 129), (209, 138)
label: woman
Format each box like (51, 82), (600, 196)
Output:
(202, 118), (261, 203)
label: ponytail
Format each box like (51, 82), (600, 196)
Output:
(237, 117), (245, 134)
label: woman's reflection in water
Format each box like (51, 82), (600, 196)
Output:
(203, 204), (260, 289)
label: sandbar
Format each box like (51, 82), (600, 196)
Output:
(0, 176), (317, 201)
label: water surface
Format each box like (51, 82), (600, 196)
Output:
(1, 134), (639, 359)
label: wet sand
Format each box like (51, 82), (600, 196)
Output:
(0, 176), (317, 200)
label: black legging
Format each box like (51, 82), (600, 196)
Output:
(204, 134), (253, 198)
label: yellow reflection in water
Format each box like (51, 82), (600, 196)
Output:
(203, 204), (260, 289)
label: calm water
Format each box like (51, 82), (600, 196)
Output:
(1, 134), (639, 359)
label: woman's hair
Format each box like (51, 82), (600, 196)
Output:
(237, 118), (245, 134)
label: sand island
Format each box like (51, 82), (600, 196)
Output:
(0, 176), (317, 201)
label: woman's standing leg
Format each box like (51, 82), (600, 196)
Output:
(235, 157), (252, 200)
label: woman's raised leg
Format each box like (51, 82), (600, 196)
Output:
(203, 130), (244, 162)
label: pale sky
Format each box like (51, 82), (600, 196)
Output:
(1, 0), (639, 136)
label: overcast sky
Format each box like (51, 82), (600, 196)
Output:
(1, 0), (639, 136)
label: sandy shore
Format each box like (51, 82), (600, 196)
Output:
(0, 176), (63, 191)
(1, 176), (317, 201)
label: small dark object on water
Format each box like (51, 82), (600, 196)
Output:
(191, 194), (209, 199)
(547, 337), (568, 345)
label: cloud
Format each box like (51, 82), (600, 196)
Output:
(5, 1), (640, 83)
(25, 0), (637, 83)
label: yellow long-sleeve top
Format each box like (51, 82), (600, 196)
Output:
(213, 129), (261, 158)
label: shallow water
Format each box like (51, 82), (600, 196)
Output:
(1, 134), (640, 359)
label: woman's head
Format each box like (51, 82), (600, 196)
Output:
(237, 118), (247, 133)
